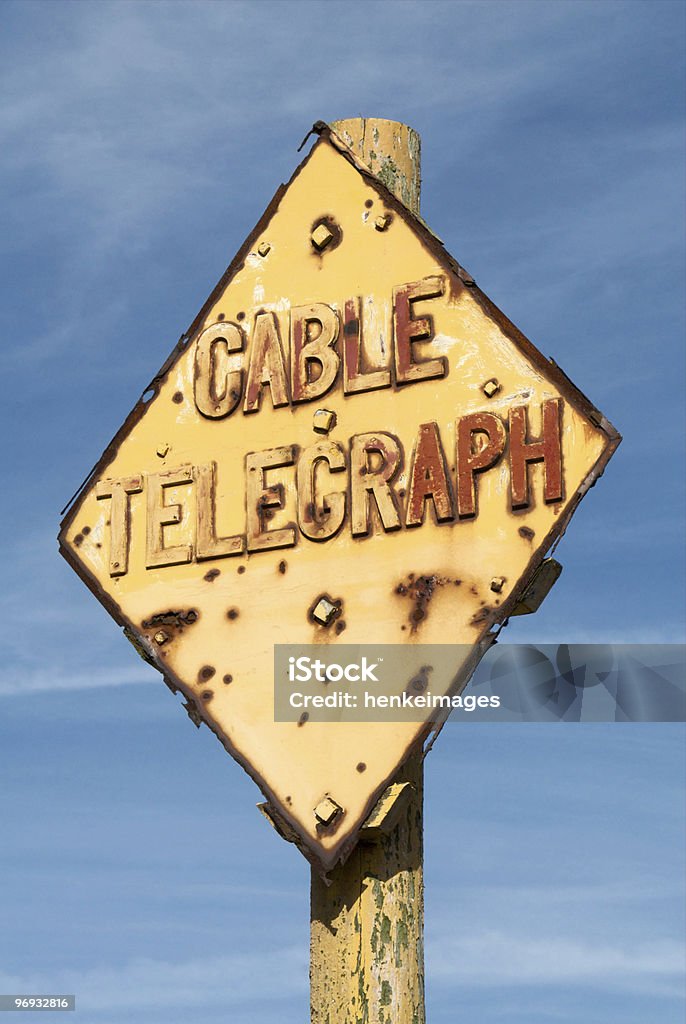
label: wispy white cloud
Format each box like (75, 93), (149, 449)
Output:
(0, 528), (138, 682)
(1, 922), (680, 1012)
(426, 880), (685, 997)
(9, 920), (674, 1008)
(427, 930), (685, 998)
(0, 945), (307, 1013)
(0, 0), (648, 370)
(0, 665), (155, 697)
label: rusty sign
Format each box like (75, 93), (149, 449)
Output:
(59, 122), (620, 871)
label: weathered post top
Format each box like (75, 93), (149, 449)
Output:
(331, 117), (421, 214)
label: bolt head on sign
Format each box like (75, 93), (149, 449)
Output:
(59, 123), (620, 872)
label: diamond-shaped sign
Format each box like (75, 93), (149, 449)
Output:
(59, 124), (620, 871)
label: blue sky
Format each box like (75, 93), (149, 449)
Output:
(1, 1), (684, 1021)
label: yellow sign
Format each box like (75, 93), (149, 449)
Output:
(59, 125), (619, 871)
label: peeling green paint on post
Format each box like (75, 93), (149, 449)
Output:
(380, 914), (392, 948)
(310, 754), (425, 1023)
(377, 155), (399, 194)
(330, 117), (422, 217)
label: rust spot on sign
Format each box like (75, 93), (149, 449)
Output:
(278, 559), (287, 574)
(198, 665), (216, 682)
(226, 608), (239, 621)
(406, 664), (432, 695)
(471, 606), (494, 626)
(518, 525), (535, 541)
(204, 568), (220, 582)
(142, 608), (199, 641)
(395, 574), (447, 632)
(172, 391), (183, 404)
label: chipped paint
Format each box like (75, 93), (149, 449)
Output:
(59, 122), (620, 875)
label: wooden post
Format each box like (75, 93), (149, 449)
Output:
(331, 118), (421, 217)
(310, 118), (425, 1024)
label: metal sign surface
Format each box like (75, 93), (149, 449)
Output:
(59, 124), (620, 870)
